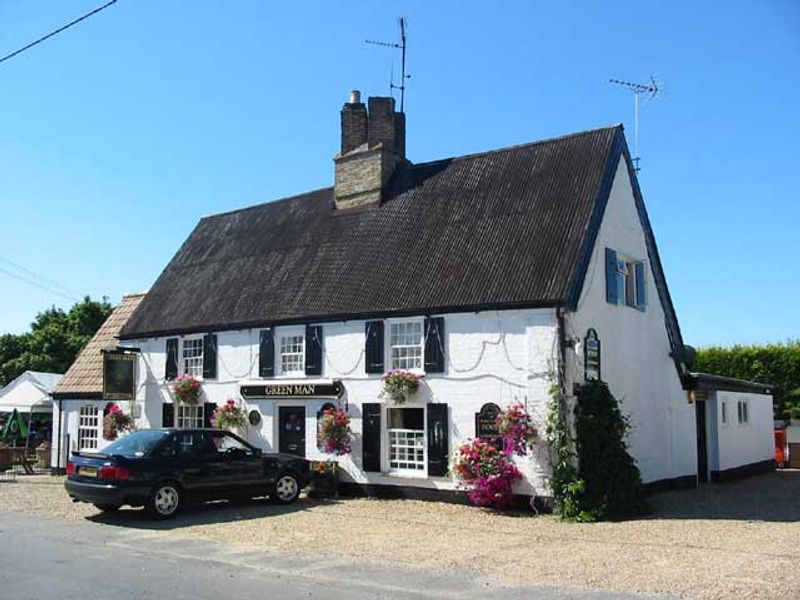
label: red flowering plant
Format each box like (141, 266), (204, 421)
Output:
(211, 399), (247, 430)
(172, 374), (201, 405)
(496, 402), (538, 456)
(381, 369), (421, 403)
(102, 404), (134, 441)
(317, 407), (352, 455)
(451, 438), (522, 509)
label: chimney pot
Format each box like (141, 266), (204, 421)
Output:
(349, 90), (361, 104)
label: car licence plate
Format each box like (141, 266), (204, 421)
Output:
(80, 466), (98, 478)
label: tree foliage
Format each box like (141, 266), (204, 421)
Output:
(0, 297), (113, 386)
(694, 341), (800, 419)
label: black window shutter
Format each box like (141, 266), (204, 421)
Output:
(605, 248), (619, 305)
(365, 321), (384, 374)
(362, 402), (381, 472)
(635, 261), (646, 311)
(427, 403), (449, 477)
(305, 325), (323, 376)
(203, 334), (217, 379)
(165, 338), (179, 381)
(259, 329), (274, 378)
(203, 403), (217, 428)
(424, 317), (445, 373)
(161, 403), (175, 428)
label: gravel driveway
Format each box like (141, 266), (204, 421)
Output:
(2, 471), (798, 599)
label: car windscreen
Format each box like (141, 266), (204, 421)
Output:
(102, 430), (170, 458)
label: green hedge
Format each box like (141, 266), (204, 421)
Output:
(694, 341), (800, 419)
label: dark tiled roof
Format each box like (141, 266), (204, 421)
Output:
(121, 125), (630, 337)
(689, 373), (772, 395)
(52, 293), (146, 399)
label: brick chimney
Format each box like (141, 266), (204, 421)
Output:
(334, 90), (407, 210)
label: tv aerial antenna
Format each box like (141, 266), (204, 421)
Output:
(366, 17), (410, 112)
(610, 76), (660, 172)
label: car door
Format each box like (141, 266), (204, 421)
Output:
(174, 430), (226, 499)
(212, 432), (265, 494)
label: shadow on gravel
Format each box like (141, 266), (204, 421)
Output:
(86, 495), (340, 530)
(647, 470), (800, 523)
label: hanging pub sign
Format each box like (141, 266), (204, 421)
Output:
(475, 402), (501, 440)
(584, 328), (601, 382)
(241, 380), (344, 400)
(102, 349), (137, 401)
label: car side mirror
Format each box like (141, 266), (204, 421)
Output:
(252, 448), (262, 457)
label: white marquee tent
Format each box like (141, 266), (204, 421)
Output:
(0, 371), (62, 414)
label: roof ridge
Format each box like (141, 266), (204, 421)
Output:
(410, 123), (623, 169)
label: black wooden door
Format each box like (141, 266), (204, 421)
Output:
(278, 406), (306, 457)
(695, 400), (708, 483)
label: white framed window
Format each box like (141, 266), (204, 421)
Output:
(737, 400), (749, 425)
(387, 407), (425, 473)
(77, 405), (99, 450)
(182, 337), (204, 377)
(721, 400), (728, 426)
(389, 320), (423, 370)
(280, 334), (305, 375)
(609, 249), (646, 311)
(177, 404), (204, 429)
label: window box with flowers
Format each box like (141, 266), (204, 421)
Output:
(172, 374), (201, 405)
(381, 369), (421, 404)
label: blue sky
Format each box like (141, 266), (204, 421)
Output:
(0, 1), (797, 346)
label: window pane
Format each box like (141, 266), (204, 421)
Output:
(388, 408), (425, 472)
(625, 262), (636, 307)
(183, 338), (204, 377)
(390, 321), (422, 370)
(280, 334), (304, 374)
(78, 405), (99, 450)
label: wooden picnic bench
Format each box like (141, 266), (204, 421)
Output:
(0, 447), (35, 475)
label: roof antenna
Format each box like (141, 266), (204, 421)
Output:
(366, 17), (410, 112)
(609, 76), (660, 172)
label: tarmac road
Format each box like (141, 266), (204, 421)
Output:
(0, 511), (673, 599)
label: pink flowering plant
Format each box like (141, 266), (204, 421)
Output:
(102, 404), (134, 441)
(451, 438), (522, 509)
(381, 369), (421, 403)
(317, 407), (352, 455)
(172, 374), (201, 405)
(496, 402), (538, 456)
(211, 399), (247, 430)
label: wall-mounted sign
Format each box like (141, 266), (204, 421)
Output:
(584, 328), (601, 382)
(475, 402), (501, 440)
(103, 351), (136, 401)
(248, 410), (262, 426)
(241, 381), (344, 400)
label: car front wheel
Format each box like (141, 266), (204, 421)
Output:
(146, 481), (182, 519)
(272, 473), (300, 504)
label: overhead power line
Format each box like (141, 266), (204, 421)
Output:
(0, 254), (83, 297)
(0, 0), (119, 66)
(0, 265), (81, 303)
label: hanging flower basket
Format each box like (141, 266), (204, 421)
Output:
(210, 399), (247, 431)
(317, 407), (352, 455)
(451, 438), (522, 509)
(496, 402), (538, 456)
(173, 374), (201, 405)
(381, 369), (421, 404)
(102, 404), (135, 441)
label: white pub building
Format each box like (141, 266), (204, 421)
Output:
(55, 91), (775, 503)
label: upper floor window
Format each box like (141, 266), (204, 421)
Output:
(182, 338), (203, 377)
(280, 334), (305, 375)
(605, 248), (646, 311)
(389, 320), (423, 370)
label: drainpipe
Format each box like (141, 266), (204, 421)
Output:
(54, 399), (63, 475)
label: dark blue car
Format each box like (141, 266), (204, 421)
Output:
(65, 428), (312, 519)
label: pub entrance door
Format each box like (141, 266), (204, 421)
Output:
(278, 406), (306, 457)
